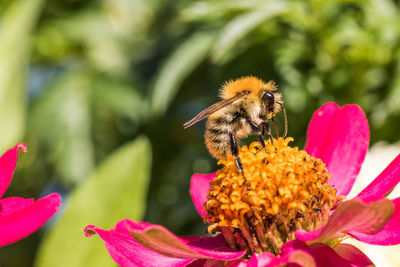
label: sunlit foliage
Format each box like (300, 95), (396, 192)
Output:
(0, 0), (399, 266)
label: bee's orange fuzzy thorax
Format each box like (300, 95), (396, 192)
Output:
(220, 76), (266, 100)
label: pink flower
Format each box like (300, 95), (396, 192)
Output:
(0, 144), (61, 247)
(85, 103), (400, 266)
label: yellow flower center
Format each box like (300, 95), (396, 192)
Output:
(204, 137), (337, 256)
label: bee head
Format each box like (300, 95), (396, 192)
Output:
(263, 92), (275, 112)
(261, 91), (282, 116)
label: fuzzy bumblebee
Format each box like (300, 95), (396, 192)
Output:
(184, 76), (287, 173)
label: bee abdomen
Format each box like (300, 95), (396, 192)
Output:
(204, 117), (232, 160)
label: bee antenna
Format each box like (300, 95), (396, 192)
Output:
(280, 103), (288, 138)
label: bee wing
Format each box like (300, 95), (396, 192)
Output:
(183, 92), (248, 128)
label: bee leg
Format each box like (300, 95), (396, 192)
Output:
(259, 123), (268, 149)
(247, 119), (266, 150)
(230, 133), (246, 178)
(264, 121), (276, 149)
(258, 135), (266, 149)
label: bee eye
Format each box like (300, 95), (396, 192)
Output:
(264, 92), (275, 111)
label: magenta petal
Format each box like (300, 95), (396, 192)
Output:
(116, 219), (245, 261)
(199, 259), (223, 267)
(188, 259), (225, 267)
(190, 173), (215, 217)
(243, 241), (317, 267)
(0, 197), (34, 216)
(334, 243), (374, 267)
(85, 225), (193, 267)
(357, 154), (400, 202)
(247, 252), (278, 267)
(116, 219), (230, 252)
(349, 197), (400, 245)
(281, 241), (356, 267)
(295, 198), (394, 245)
(185, 234), (229, 250)
(0, 143), (26, 198)
(305, 102), (339, 156)
(246, 241), (316, 267)
(308, 243), (352, 267)
(273, 240), (357, 267)
(0, 193), (61, 247)
(305, 104), (369, 196)
(225, 259), (248, 267)
(279, 240), (316, 267)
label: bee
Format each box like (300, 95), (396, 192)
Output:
(184, 76), (287, 173)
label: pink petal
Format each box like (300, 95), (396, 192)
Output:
(305, 102), (339, 156)
(246, 241), (315, 267)
(247, 252), (276, 267)
(0, 143), (26, 198)
(265, 240), (365, 267)
(308, 243), (352, 267)
(187, 259), (225, 267)
(116, 219), (245, 261)
(180, 236), (202, 243)
(185, 234), (229, 250)
(357, 154), (400, 202)
(196, 259), (223, 267)
(225, 259), (248, 267)
(85, 225), (193, 267)
(0, 197), (34, 216)
(280, 241), (357, 267)
(334, 243), (374, 267)
(349, 197), (400, 245)
(295, 198), (394, 245)
(186, 259), (207, 267)
(190, 173), (216, 217)
(305, 104), (369, 197)
(279, 240), (316, 267)
(0, 193), (61, 247)
(186, 238), (248, 266)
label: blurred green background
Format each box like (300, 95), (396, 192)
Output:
(0, 0), (400, 266)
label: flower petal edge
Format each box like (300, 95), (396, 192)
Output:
(305, 104), (369, 197)
(349, 197), (400, 245)
(190, 173), (215, 218)
(295, 198), (394, 245)
(0, 143), (26, 198)
(0, 193), (61, 247)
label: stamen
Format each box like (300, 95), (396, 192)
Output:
(204, 137), (338, 255)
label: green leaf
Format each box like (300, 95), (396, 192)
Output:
(211, 1), (287, 63)
(93, 76), (149, 122)
(28, 72), (94, 185)
(387, 55), (400, 114)
(180, 0), (256, 22)
(150, 31), (215, 115)
(35, 136), (152, 267)
(0, 0), (44, 151)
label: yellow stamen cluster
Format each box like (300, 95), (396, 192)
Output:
(204, 137), (337, 255)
